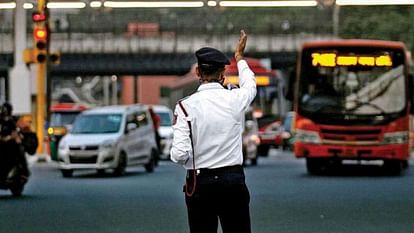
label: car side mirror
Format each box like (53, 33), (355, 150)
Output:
(125, 123), (137, 134)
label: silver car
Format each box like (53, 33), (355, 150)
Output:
(58, 104), (159, 177)
(242, 109), (260, 166)
(153, 105), (174, 160)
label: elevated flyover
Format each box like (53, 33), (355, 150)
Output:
(0, 51), (296, 76)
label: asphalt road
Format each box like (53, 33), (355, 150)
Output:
(1, 150), (414, 233)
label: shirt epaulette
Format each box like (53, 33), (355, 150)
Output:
(177, 96), (190, 103)
(176, 91), (198, 105)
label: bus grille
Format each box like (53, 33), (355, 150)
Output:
(320, 128), (381, 142)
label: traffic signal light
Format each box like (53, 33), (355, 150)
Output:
(33, 26), (48, 63)
(27, 5), (60, 65)
(49, 51), (61, 64)
(32, 11), (47, 22)
(32, 8), (49, 64)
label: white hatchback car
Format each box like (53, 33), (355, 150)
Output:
(58, 104), (159, 177)
(152, 105), (174, 160)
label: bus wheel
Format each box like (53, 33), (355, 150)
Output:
(402, 160), (409, 169)
(306, 158), (329, 175)
(383, 160), (403, 176)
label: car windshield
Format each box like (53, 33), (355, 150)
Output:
(157, 112), (172, 127)
(299, 48), (406, 121)
(50, 112), (79, 127)
(71, 114), (122, 134)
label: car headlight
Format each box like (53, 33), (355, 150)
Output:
(100, 139), (116, 150)
(295, 129), (321, 144)
(249, 134), (260, 145)
(382, 131), (408, 144)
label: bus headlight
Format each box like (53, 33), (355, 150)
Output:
(382, 131), (408, 144)
(295, 129), (321, 144)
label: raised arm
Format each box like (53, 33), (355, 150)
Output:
(233, 30), (256, 113)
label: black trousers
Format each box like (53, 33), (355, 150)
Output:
(184, 165), (251, 233)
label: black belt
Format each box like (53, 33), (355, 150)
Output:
(185, 165), (245, 187)
(188, 165), (243, 177)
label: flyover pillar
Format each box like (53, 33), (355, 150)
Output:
(9, 0), (31, 114)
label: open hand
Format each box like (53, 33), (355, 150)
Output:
(235, 30), (247, 62)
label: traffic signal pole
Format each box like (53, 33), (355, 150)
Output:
(35, 0), (47, 155)
(36, 61), (46, 154)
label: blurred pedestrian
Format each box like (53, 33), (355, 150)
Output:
(171, 30), (256, 233)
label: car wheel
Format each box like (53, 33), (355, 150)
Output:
(113, 153), (127, 176)
(251, 145), (258, 166)
(242, 146), (247, 166)
(61, 169), (73, 178)
(257, 145), (270, 157)
(144, 150), (156, 173)
(153, 149), (160, 167)
(96, 169), (106, 176)
(251, 157), (258, 166)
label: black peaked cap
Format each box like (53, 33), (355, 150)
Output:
(195, 47), (230, 66)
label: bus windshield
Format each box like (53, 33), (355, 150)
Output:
(254, 85), (280, 118)
(298, 48), (406, 122)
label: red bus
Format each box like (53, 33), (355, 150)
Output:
(292, 39), (413, 175)
(225, 58), (285, 156)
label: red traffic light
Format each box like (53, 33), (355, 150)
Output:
(33, 27), (48, 41)
(32, 12), (47, 22)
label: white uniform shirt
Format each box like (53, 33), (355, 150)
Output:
(170, 60), (256, 169)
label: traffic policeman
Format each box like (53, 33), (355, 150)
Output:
(170, 30), (256, 233)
